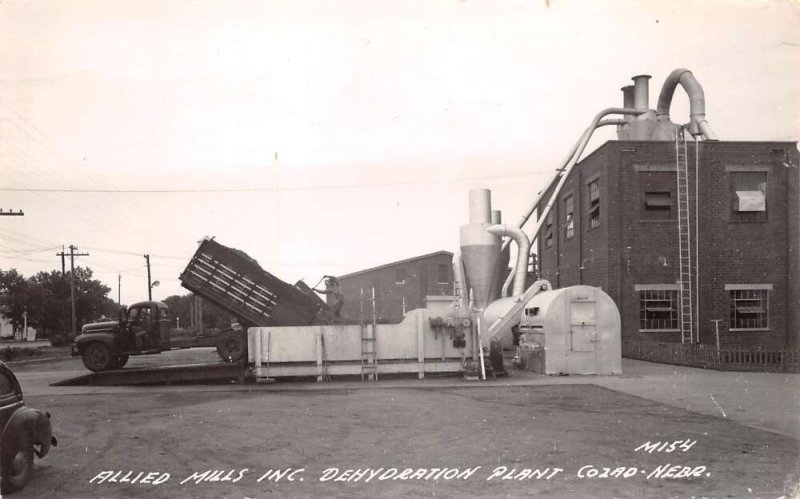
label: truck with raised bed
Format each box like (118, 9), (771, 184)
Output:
(71, 238), (330, 372)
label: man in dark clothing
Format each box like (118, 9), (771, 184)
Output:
(314, 277), (344, 324)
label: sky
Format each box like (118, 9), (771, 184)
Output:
(0, 0), (798, 306)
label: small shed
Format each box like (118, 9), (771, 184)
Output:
(518, 285), (621, 375)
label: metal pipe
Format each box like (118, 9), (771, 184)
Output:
(486, 224), (530, 297)
(500, 118), (624, 254)
(632, 74), (651, 111)
(656, 68), (718, 140)
(621, 85), (635, 117)
(469, 189), (492, 224)
(525, 108), (644, 249)
(452, 252), (468, 308)
(491, 210), (502, 224)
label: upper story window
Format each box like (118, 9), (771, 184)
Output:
(643, 191), (673, 220)
(588, 180), (600, 229)
(437, 264), (449, 284)
(544, 211), (554, 248)
(395, 268), (406, 285)
(729, 170), (767, 222)
(564, 195), (574, 239)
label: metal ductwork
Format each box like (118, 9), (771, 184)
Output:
(485, 224), (530, 297)
(656, 68), (718, 140)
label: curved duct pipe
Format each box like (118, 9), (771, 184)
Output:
(524, 108), (644, 250)
(656, 68), (718, 140)
(452, 252), (468, 308)
(486, 224), (530, 298)
(501, 117), (628, 253)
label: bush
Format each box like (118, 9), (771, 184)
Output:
(0, 347), (47, 362)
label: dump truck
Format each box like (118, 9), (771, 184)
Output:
(71, 238), (330, 372)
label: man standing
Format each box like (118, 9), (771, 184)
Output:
(314, 277), (344, 324)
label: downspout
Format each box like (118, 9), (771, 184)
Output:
(486, 224), (530, 297)
(452, 252), (468, 309)
(656, 68), (718, 140)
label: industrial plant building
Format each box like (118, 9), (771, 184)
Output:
(535, 75), (799, 350)
(335, 251), (455, 323)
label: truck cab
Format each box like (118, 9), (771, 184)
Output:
(71, 301), (171, 372)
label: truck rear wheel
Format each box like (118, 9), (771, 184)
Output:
(112, 355), (129, 369)
(216, 334), (245, 362)
(82, 342), (114, 372)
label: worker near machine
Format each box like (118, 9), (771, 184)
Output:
(314, 277), (344, 324)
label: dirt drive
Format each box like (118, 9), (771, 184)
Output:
(20, 383), (799, 499)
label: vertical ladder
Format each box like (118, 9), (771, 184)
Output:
(675, 129), (694, 343)
(360, 287), (378, 381)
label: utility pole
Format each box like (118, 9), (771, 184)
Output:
(144, 254), (152, 300)
(59, 245), (89, 338)
(118, 274), (121, 305)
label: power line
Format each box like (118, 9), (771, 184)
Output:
(0, 171), (542, 194)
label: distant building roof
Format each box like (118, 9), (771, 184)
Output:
(337, 251), (454, 280)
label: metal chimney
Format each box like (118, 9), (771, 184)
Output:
(632, 74), (651, 111)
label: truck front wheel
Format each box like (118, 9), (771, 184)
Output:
(216, 334), (245, 362)
(82, 342), (114, 372)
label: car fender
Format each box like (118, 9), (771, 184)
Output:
(1, 408), (56, 460)
(74, 332), (118, 354)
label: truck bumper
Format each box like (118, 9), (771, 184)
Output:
(70, 343), (79, 357)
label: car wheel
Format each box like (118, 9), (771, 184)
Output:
(216, 334), (245, 362)
(1, 432), (34, 494)
(82, 342), (114, 372)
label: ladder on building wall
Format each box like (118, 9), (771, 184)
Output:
(675, 129), (694, 343)
(360, 287), (378, 381)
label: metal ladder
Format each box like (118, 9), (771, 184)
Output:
(360, 288), (378, 381)
(675, 129), (694, 343)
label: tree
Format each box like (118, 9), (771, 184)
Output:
(0, 269), (29, 331)
(0, 266), (118, 337)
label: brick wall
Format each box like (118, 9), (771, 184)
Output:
(336, 253), (454, 323)
(537, 140), (799, 349)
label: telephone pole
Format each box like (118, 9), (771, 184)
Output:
(118, 274), (121, 305)
(57, 245), (89, 337)
(144, 254), (152, 300)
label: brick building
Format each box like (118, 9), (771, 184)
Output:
(536, 140), (800, 349)
(334, 251), (455, 323)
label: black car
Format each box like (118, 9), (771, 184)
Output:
(0, 361), (57, 494)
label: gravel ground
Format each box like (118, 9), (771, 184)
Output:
(19, 384), (800, 499)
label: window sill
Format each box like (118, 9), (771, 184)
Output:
(640, 329), (681, 333)
(639, 219), (677, 223)
(728, 328), (770, 332)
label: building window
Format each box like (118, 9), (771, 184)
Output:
(730, 171), (767, 222)
(643, 191), (673, 220)
(544, 211), (554, 248)
(437, 264), (449, 284)
(729, 287), (769, 330)
(588, 180), (600, 229)
(395, 268), (406, 284)
(564, 195), (574, 239)
(638, 288), (679, 331)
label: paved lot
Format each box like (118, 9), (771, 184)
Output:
(8, 352), (800, 498)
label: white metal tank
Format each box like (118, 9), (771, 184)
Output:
(518, 285), (621, 375)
